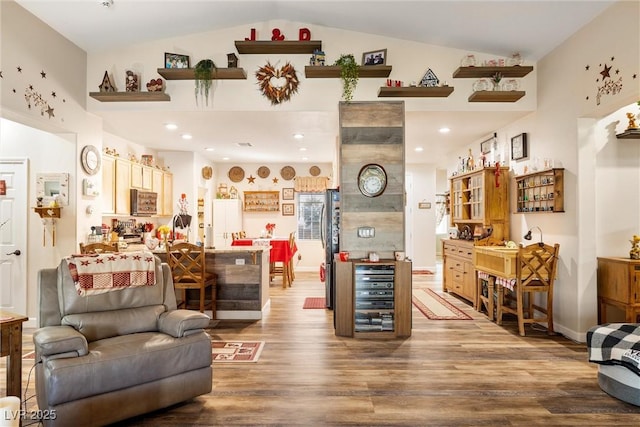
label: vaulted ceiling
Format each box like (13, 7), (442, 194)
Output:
(15, 0), (616, 165)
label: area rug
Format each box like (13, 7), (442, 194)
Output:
(303, 297), (326, 309)
(211, 340), (264, 362)
(412, 288), (472, 320)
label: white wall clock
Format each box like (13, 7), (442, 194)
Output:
(80, 145), (101, 175)
(358, 163), (387, 197)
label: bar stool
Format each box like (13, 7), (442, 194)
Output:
(166, 242), (216, 316)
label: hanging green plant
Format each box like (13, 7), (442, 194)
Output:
(194, 59), (217, 106)
(333, 54), (359, 102)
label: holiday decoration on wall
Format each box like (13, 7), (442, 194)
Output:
(584, 56), (637, 106)
(256, 61), (299, 105)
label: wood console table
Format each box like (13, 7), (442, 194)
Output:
(1, 311), (28, 397)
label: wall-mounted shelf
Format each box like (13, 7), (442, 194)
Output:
(235, 40), (322, 54)
(377, 86), (454, 98)
(468, 91), (525, 102)
(452, 65), (534, 78)
(89, 92), (170, 102)
(617, 129), (640, 139)
(305, 65), (392, 78)
(515, 168), (564, 213)
(156, 68), (247, 80)
(33, 206), (61, 218)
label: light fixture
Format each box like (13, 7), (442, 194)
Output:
(164, 123), (177, 130)
(299, 147), (307, 151)
(415, 147), (424, 152)
(439, 127), (450, 134)
(100, 0), (114, 8)
(524, 226), (544, 247)
(293, 133), (304, 140)
(205, 147), (215, 151)
(181, 134), (192, 140)
(222, 157), (230, 161)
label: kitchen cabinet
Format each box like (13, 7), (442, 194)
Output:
(515, 168), (564, 213)
(335, 260), (412, 338)
(114, 158), (131, 215)
(101, 154), (172, 216)
(101, 155), (115, 214)
(597, 257), (640, 323)
(442, 239), (476, 306)
(131, 163), (153, 190)
(213, 199), (243, 248)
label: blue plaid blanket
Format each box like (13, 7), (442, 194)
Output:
(587, 323), (640, 375)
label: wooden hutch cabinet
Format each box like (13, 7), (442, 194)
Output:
(443, 166), (509, 306)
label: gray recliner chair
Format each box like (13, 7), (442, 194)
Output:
(33, 254), (213, 426)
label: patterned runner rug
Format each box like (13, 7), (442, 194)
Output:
(303, 297), (326, 309)
(211, 340), (264, 362)
(412, 288), (472, 320)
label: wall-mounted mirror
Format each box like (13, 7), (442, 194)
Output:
(36, 173), (70, 206)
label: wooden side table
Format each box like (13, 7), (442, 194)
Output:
(0, 311), (28, 397)
(597, 257), (640, 323)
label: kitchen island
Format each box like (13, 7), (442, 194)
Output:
(127, 244), (270, 320)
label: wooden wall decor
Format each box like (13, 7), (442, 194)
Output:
(339, 101), (405, 260)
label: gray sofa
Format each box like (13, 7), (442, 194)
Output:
(34, 255), (213, 426)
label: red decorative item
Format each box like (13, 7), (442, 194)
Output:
(271, 28), (285, 41)
(494, 162), (501, 187)
(245, 28), (256, 41)
(320, 262), (326, 282)
(299, 28), (311, 41)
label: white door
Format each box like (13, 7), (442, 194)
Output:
(0, 159), (28, 315)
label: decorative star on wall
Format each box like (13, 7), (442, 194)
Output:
(40, 70), (47, 78)
(600, 64), (612, 79)
(272, 177), (279, 184)
(247, 175), (256, 184)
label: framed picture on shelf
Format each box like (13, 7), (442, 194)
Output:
(511, 133), (528, 161)
(362, 49), (387, 66)
(164, 53), (190, 69)
(282, 187), (294, 200)
(282, 203), (295, 216)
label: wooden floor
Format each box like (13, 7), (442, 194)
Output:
(4, 264), (640, 426)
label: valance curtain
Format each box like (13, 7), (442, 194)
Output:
(293, 176), (330, 192)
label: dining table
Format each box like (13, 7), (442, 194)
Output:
(231, 237), (297, 287)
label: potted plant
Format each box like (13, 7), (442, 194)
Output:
(194, 59), (217, 106)
(333, 54), (359, 102)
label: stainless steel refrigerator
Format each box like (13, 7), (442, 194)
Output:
(321, 188), (340, 310)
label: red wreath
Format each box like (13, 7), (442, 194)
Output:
(256, 61), (299, 105)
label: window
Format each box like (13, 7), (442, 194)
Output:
(297, 193), (323, 240)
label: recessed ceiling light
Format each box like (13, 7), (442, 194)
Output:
(302, 157), (308, 161)
(205, 147), (215, 151)
(222, 157), (230, 161)
(164, 123), (177, 130)
(299, 147), (307, 151)
(415, 147), (424, 152)
(293, 133), (304, 140)
(439, 127), (450, 134)
(181, 134), (192, 140)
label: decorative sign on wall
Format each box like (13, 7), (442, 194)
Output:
(584, 55), (637, 106)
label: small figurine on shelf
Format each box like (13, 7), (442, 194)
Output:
(626, 112), (639, 130)
(630, 235), (640, 260)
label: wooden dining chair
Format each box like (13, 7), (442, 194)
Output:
(166, 242), (216, 316)
(496, 242), (560, 336)
(286, 232), (296, 284)
(79, 242), (119, 254)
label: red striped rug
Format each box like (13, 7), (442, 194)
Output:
(412, 288), (472, 320)
(303, 297), (326, 309)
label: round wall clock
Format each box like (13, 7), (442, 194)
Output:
(80, 145), (101, 175)
(358, 163), (387, 197)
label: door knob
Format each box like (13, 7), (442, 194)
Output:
(6, 249), (21, 256)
